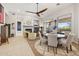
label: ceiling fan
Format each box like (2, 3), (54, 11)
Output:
(26, 3), (48, 17)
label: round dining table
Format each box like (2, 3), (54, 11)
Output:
(44, 33), (66, 39)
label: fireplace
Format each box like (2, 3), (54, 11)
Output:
(25, 29), (32, 32)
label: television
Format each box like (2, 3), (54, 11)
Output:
(58, 22), (71, 31)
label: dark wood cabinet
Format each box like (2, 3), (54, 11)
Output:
(1, 25), (8, 44)
(1, 25), (6, 43)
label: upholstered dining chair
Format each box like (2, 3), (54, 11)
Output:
(64, 31), (70, 36)
(48, 33), (58, 54)
(38, 31), (47, 55)
(39, 31), (47, 45)
(59, 33), (74, 53)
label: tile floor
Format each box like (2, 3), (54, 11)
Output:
(0, 36), (34, 56)
(0, 36), (79, 56)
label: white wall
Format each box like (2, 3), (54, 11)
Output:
(75, 4), (79, 39)
(5, 12), (40, 36)
(5, 13), (24, 37)
(71, 4), (79, 42)
(5, 13), (17, 36)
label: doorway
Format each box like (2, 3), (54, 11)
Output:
(5, 24), (11, 37)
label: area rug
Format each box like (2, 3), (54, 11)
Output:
(34, 40), (79, 56)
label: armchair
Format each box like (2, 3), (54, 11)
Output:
(59, 33), (75, 53)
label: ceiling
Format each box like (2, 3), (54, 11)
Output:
(2, 3), (72, 18)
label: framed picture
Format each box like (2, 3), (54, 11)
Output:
(0, 4), (4, 24)
(17, 21), (21, 31)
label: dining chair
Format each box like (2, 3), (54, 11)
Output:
(64, 31), (70, 36)
(48, 33), (58, 54)
(59, 33), (74, 53)
(38, 31), (47, 45)
(38, 31), (47, 55)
